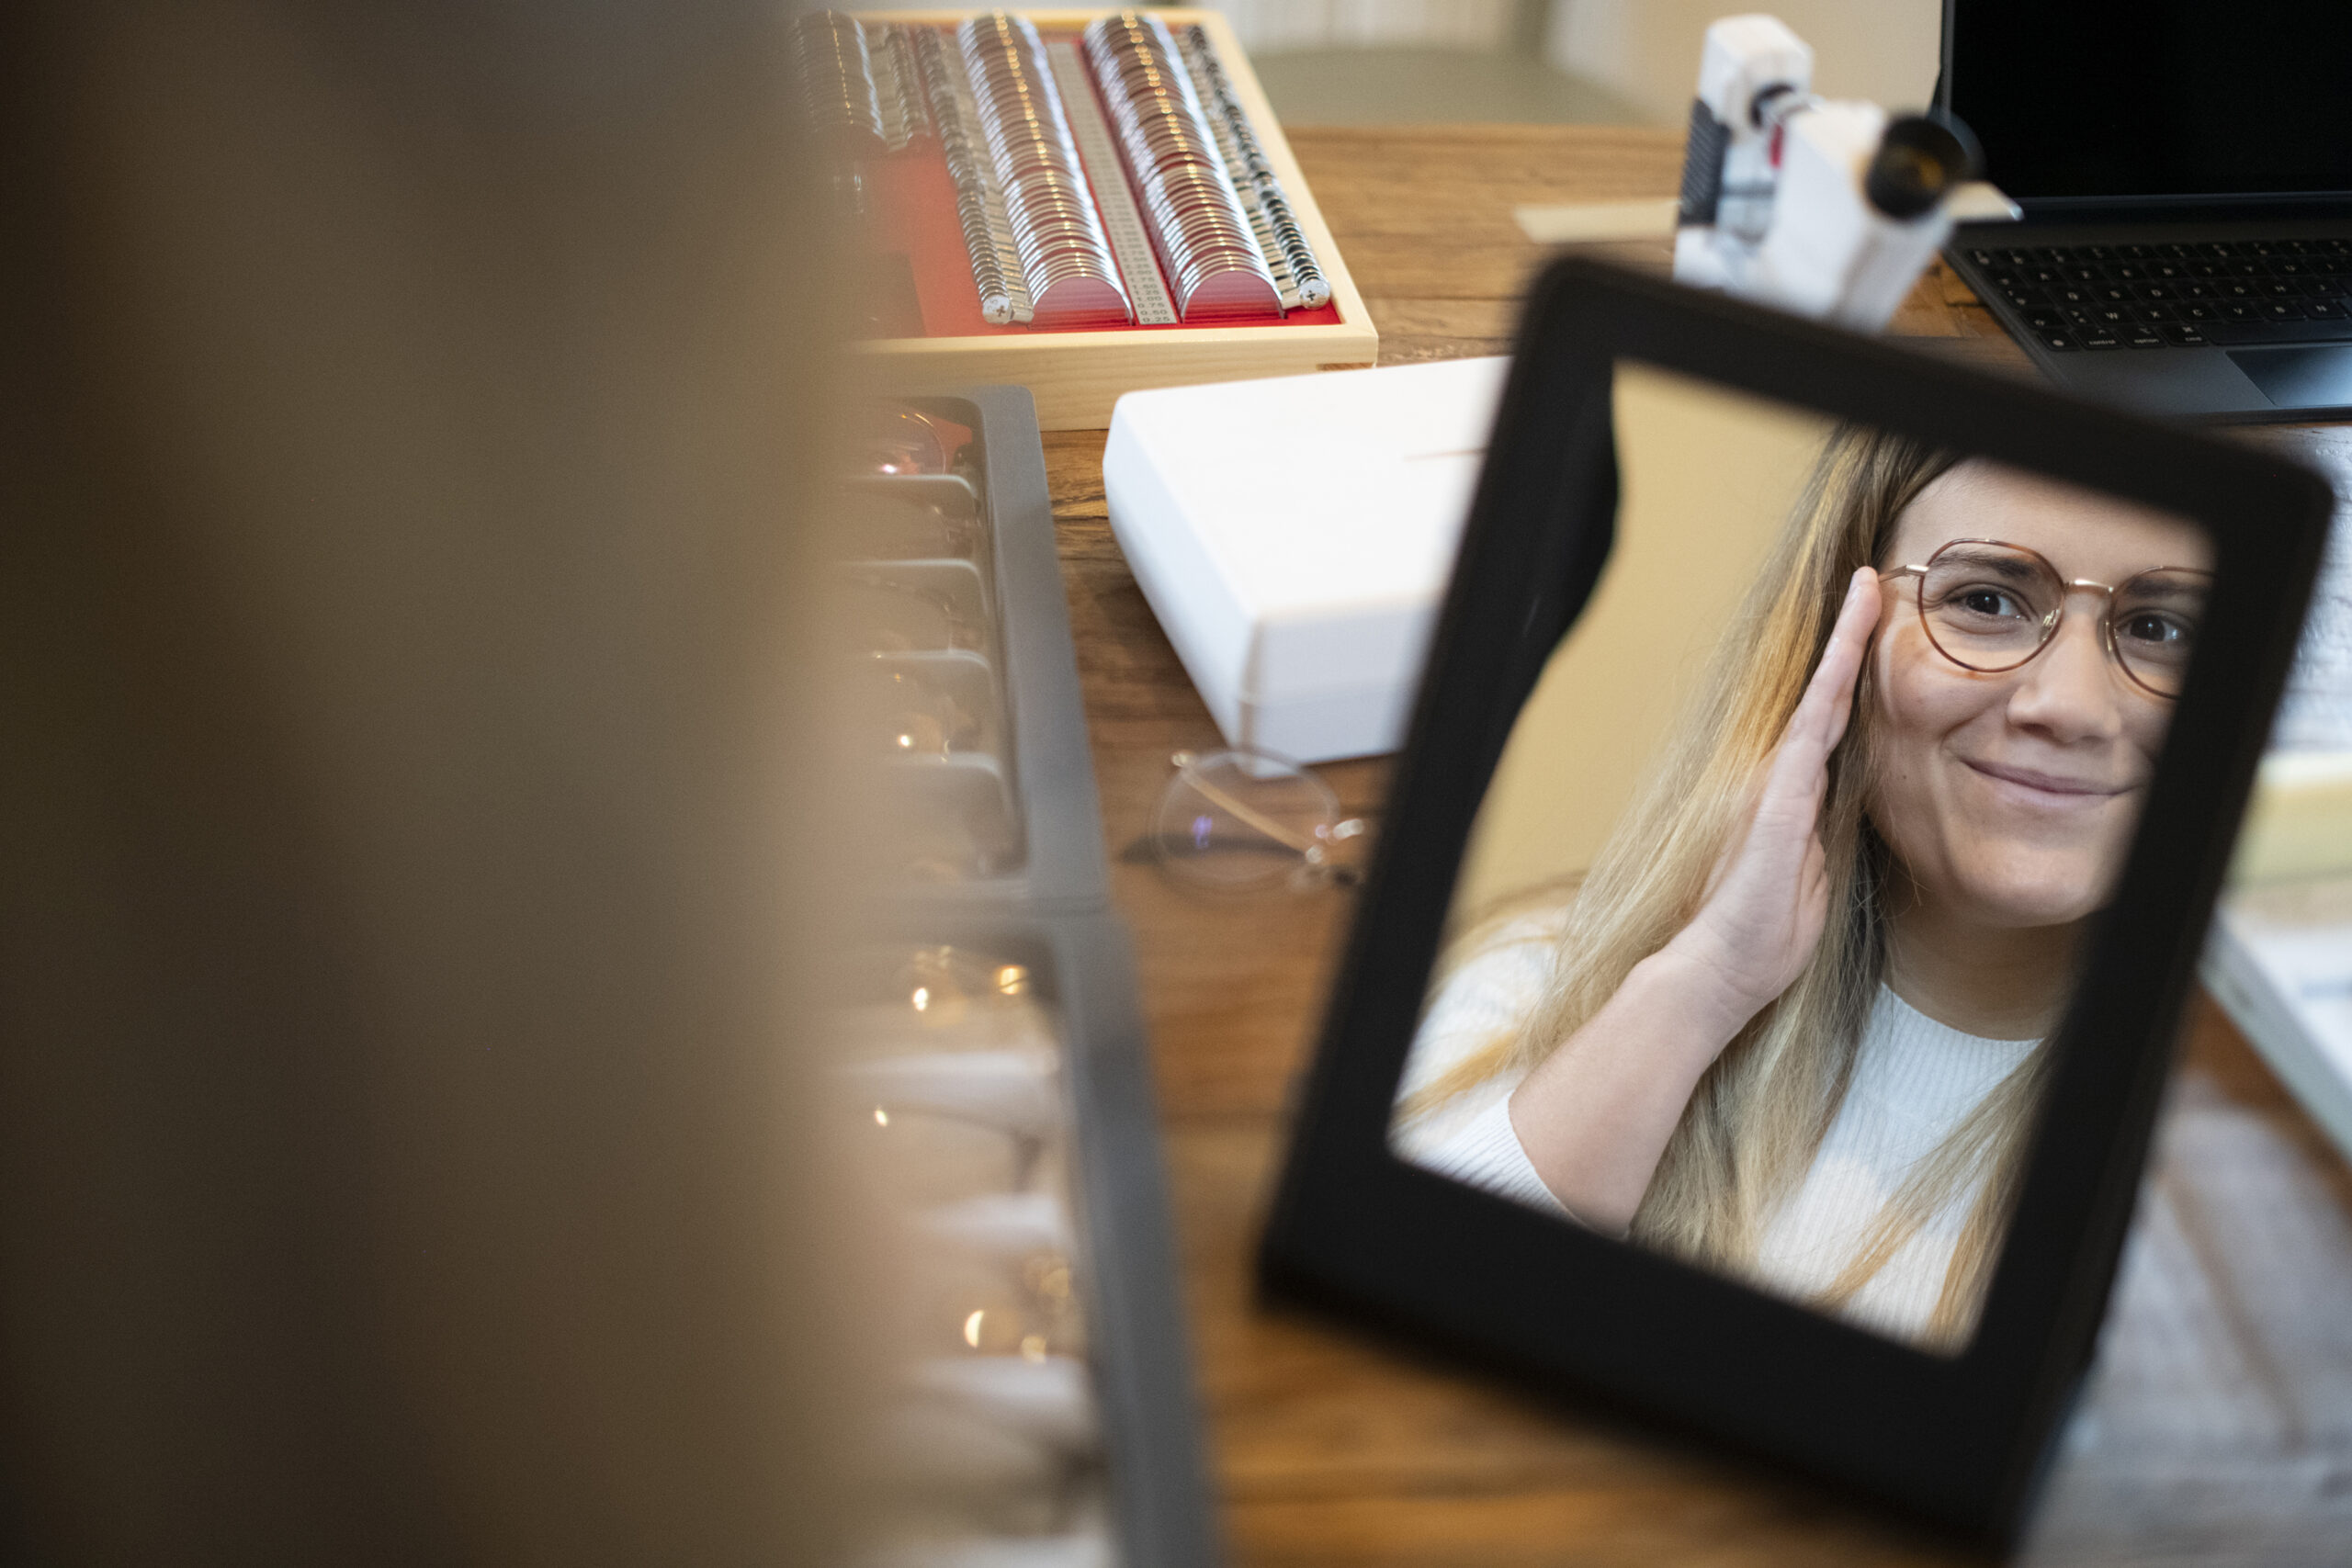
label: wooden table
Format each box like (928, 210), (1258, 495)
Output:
(1045, 127), (2352, 1566)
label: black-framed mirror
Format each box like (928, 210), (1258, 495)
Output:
(1261, 260), (2334, 1545)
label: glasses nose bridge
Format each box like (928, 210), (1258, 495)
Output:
(2041, 573), (2120, 639)
(2025, 576), (2143, 702)
(2059, 575), (2120, 602)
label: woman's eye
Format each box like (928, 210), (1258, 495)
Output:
(2119, 611), (2194, 647)
(1951, 586), (2025, 619)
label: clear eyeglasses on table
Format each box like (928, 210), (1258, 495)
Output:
(1150, 747), (1370, 893)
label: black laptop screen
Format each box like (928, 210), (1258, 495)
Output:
(1945, 0), (2352, 204)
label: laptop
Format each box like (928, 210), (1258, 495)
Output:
(1938, 0), (2352, 421)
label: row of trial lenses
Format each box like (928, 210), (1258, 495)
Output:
(1176, 22), (1332, 310)
(1082, 13), (1282, 322)
(839, 414), (999, 771)
(792, 9), (885, 157)
(837, 948), (1115, 1564)
(959, 13), (1133, 329)
(835, 403), (1022, 880)
(866, 22), (931, 153)
(912, 26), (1031, 327)
(842, 583), (1024, 879)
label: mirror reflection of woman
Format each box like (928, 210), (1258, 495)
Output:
(1394, 432), (2210, 1350)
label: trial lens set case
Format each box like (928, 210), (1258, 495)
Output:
(804, 6), (1377, 430)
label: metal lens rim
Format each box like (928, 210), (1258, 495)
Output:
(1911, 538), (2204, 699)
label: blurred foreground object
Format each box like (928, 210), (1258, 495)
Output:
(0, 1), (855, 1560)
(1670, 14), (2011, 330)
(2207, 492), (2352, 1167)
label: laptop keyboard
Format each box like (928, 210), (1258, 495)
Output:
(1960, 238), (2352, 351)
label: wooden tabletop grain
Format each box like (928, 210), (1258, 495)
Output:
(1044, 125), (2352, 1567)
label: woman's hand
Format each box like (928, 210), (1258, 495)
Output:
(1502, 569), (1882, 1230)
(1660, 568), (1882, 1031)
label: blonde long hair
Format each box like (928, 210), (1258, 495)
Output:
(1407, 428), (2052, 1349)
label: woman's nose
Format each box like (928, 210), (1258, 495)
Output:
(2007, 612), (2125, 742)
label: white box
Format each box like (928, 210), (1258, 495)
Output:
(1102, 356), (1509, 761)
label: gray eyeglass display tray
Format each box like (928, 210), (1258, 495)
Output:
(840, 384), (1218, 1568)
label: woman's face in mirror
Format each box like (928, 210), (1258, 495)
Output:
(1867, 462), (2211, 931)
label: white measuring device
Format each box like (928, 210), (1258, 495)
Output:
(1045, 39), (1179, 327)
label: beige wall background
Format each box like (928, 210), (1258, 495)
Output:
(1193, 0), (1943, 116)
(1214, 0), (1521, 54)
(1449, 362), (1833, 921)
(1545, 0), (1944, 122)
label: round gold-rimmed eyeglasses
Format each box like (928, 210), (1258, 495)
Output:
(1150, 748), (1370, 892)
(1883, 538), (2211, 701)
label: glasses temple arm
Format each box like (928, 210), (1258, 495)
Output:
(1174, 763), (1321, 855)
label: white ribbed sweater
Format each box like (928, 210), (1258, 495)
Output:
(1393, 912), (2040, 1346)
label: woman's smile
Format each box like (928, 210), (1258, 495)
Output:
(1958, 755), (2136, 808)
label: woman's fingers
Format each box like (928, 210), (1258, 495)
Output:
(1736, 570), (1879, 858)
(1792, 569), (1880, 745)
(1762, 570), (1881, 797)
(1672, 574), (1878, 1017)
(1815, 568), (1882, 752)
